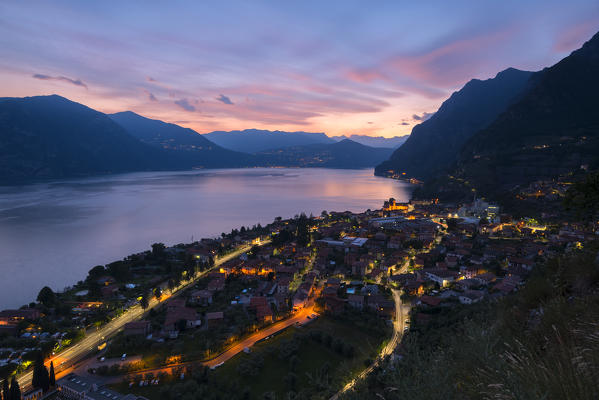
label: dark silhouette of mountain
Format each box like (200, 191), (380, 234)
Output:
(0, 95), (175, 182)
(453, 31), (599, 196)
(330, 134), (409, 148)
(375, 67), (534, 179)
(109, 111), (252, 167)
(256, 139), (393, 168)
(0, 96), (408, 182)
(203, 129), (335, 153)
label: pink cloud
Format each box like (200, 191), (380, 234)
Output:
(388, 28), (517, 88)
(345, 69), (389, 83)
(32, 73), (88, 89)
(553, 18), (599, 53)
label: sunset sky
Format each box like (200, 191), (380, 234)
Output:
(1, 1), (597, 138)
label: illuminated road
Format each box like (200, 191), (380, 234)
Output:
(330, 288), (409, 400)
(204, 303), (316, 368)
(16, 242), (267, 391)
(118, 300), (318, 378)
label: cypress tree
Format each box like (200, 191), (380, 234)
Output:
(2, 379), (9, 400)
(49, 361), (56, 387)
(32, 353), (50, 391)
(9, 377), (20, 400)
(31, 353), (42, 390)
(41, 365), (50, 392)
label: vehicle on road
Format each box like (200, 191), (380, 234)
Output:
(210, 362), (224, 370)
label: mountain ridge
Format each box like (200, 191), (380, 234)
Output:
(109, 111), (254, 168)
(452, 30), (599, 196)
(0, 95), (174, 182)
(375, 67), (535, 179)
(203, 129), (334, 153)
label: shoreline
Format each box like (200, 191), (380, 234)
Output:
(0, 169), (413, 309)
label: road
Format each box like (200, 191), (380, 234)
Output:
(204, 302), (316, 368)
(330, 288), (409, 400)
(117, 298), (318, 379)
(16, 241), (266, 392)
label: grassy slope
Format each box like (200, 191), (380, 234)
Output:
(110, 315), (387, 399)
(342, 242), (599, 400)
(211, 316), (385, 399)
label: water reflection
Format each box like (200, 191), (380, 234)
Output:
(0, 168), (411, 308)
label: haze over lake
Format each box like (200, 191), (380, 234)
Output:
(0, 168), (412, 308)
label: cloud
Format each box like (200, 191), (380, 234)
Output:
(552, 18), (599, 53)
(367, 121), (373, 124)
(388, 26), (518, 88)
(146, 76), (157, 82)
(399, 122), (410, 126)
(412, 112), (435, 121)
(345, 69), (388, 83)
(143, 89), (157, 102)
(216, 94), (234, 105)
(32, 74), (88, 89)
(174, 98), (196, 112)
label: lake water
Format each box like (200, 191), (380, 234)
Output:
(0, 168), (412, 308)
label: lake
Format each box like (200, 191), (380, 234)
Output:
(0, 168), (412, 308)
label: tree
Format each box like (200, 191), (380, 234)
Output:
(49, 361), (55, 387)
(284, 372), (297, 390)
(564, 171), (599, 219)
(151, 243), (166, 258)
(176, 319), (187, 332)
(37, 286), (56, 307)
(2, 379), (9, 400)
(87, 265), (106, 279)
(9, 377), (20, 400)
(153, 287), (162, 301)
(140, 295), (149, 310)
(31, 353), (42, 389)
(32, 353), (50, 391)
(288, 355), (298, 372)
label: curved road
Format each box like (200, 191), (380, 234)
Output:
(330, 288), (408, 400)
(204, 304), (315, 368)
(16, 242), (267, 392)
(116, 299), (317, 379)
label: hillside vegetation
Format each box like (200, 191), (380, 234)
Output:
(343, 240), (599, 400)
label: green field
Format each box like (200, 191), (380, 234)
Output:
(110, 315), (388, 399)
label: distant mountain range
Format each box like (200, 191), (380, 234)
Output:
(203, 129), (407, 152)
(7, 31), (596, 185)
(0, 97), (396, 182)
(109, 111), (252, 168)
(0, 95), (174, 181)
(330, 134), (408, 148)
(376, 30), (599, 201)
(256, 139), (394, 169)
(203, 129), (334, 153)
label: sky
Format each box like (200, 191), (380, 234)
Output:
(0, 1), (598, 138)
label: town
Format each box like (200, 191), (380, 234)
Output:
(1, 191), (595, 400)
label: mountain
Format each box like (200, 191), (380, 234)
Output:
(330, 134), (409, 148)
(375, 67), (534, 179)
(453, 31), (599, 196)
(0, 95), (174, 181)
(109, 111), (252, 167)
(255, 139), (394, 169)
(203, 129), (335, 153)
